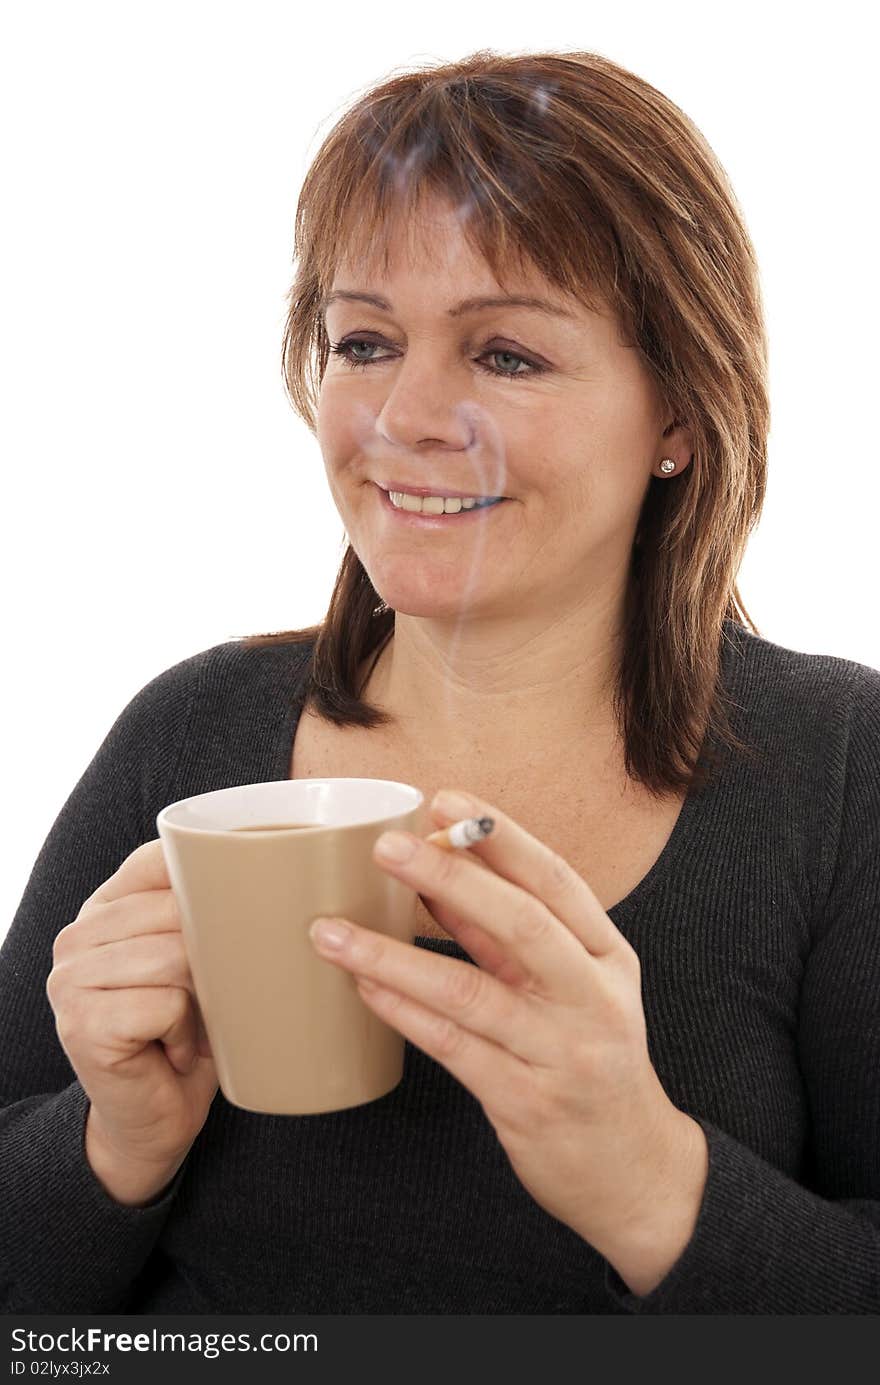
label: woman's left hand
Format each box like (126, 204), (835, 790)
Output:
(308, 788), (702, 1260)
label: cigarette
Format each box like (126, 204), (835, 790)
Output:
(425, 815), (495, 851)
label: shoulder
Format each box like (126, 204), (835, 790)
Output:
(106, 636), (316, 833)
(722, 620), (880, 746)
(99, 637), (316, 801)
(723, 624), (880, 935)
(125, 635), (316, 721)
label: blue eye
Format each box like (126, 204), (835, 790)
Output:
(328, 338), (544, 382)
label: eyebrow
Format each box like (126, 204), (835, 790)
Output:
(319, 290), (577, 321)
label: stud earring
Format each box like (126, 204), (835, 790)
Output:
(659, 459), (676, 474)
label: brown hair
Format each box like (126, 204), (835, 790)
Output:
(241, 48), (769, 798)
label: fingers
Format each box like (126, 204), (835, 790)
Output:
(415, 899), (536, 989)
(158, 990), (204, 1073)
(51, 930), (198, 999)
(379, 832), (590, 1001)
(319, 923), (540, 1063)
(87, 838), (170, 907)
(48, 856), (204, 1076)
(430, 791), (623, 960)
(58, 984), (201, 1075)
(55, 887), (181, 961)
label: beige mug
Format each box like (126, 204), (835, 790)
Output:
(156, 777), (426, 1115)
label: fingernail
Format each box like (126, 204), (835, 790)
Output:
(375, 831), (418, 862)
(310, 917), (351, 950)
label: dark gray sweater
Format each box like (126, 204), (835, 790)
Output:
(2, 620), (879, 1314)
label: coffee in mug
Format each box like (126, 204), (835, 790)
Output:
(231, 823), (314, 831)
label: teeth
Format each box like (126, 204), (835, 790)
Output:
(388, 491), (500, 514)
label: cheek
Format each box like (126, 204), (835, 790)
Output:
(558, 400), (653, 498)
(317, 379), (380, 460)
(316, 380), (343, 448)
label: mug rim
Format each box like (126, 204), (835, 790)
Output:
(156, 776), (424, 835)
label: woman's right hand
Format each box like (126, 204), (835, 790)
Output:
(46, 838), (219, 1198)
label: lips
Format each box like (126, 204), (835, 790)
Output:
(375, 481), (507, 501)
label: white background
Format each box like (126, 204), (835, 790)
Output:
(2, 1), (877, 941)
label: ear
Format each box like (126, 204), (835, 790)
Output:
(658, 416), (695, 474)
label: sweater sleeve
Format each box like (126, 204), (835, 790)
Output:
(0, 653), (207, 1313)
(604, 657), (880, 1313)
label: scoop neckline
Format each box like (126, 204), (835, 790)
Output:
(280, 620), (744, 962)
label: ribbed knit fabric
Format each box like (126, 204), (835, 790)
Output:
(2, 620), (879, 1314)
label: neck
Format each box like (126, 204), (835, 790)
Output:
(360, 604), (625, 770)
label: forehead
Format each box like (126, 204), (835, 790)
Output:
(324, 190), (621, 335)
(332, 196), (571, 303)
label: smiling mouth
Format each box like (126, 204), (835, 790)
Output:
(374, 484), (510, 522)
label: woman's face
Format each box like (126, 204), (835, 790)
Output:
(316, 195), (679, 625)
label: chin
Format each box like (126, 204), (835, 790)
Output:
(377, 586), (510, 623)
(375, 594), (463, 618)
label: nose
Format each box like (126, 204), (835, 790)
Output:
(374, 349), (475, 451)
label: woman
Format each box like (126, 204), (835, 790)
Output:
(2, 49), (878, 1315)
